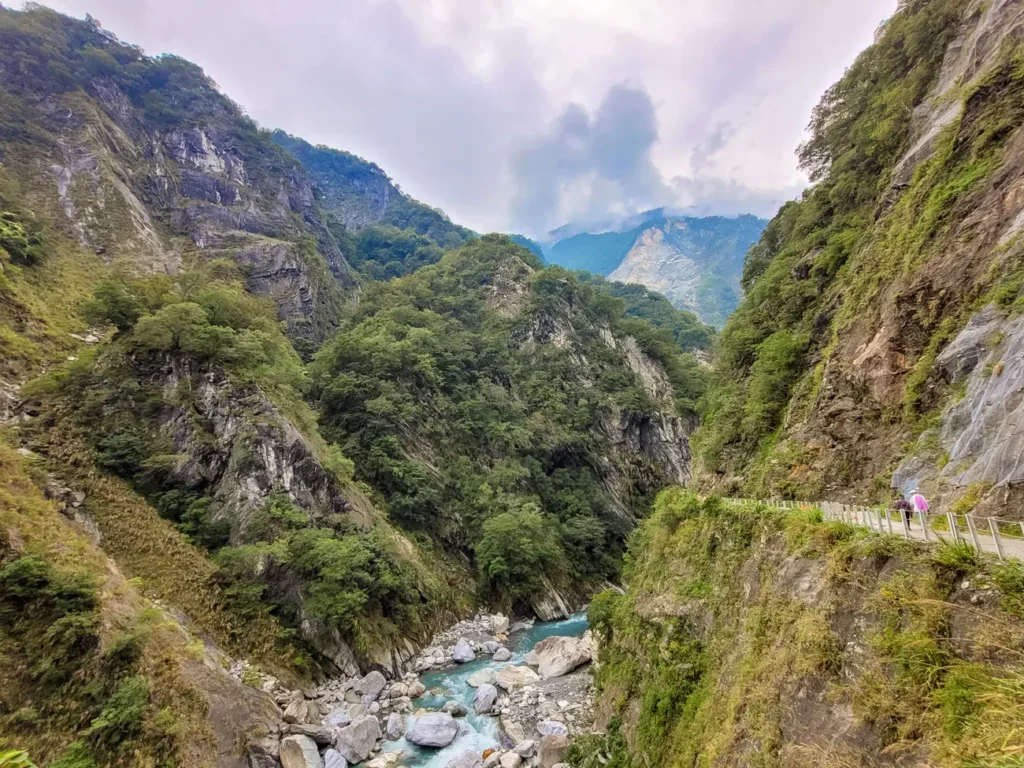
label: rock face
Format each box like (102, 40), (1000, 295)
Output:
(405, 712), (459, 747)
(333, 715), (381, 764)
(280, 735), (325, 768)
(474, 683), (499, 714)
(604, 216), (766, 326)
(894, 306), (1024, 510)
(526, 635), (593, 678)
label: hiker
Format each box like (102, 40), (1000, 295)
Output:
(909, 489), (929, 520)
(893, 495), (913, 526)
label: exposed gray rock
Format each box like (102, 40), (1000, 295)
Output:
(467, 668), (498, 688)
(323, 749), (348, 768)
(514, 740), (536, 757)
(443, 700), (469, 717)
(496, 666), (540, 690)
(483, 640), (500, 654)
(446, 751), (484, 768)
(407, 681), (427, 698)
(333, 715), (381, 764)
(492, 647), (512, 662)
(386, 711), (406, 740)
(529, 635), (592, 678)
(491, 614), (510, 634)
(405, 712), (459, 747)
(473, 683), (499, 715)
(538, 734), (570, 768)
(893, 306), (1024, 503)
(453, 638), (476, 663)
(354, 670), (387, 700)
(283, 723), (333, 744)
(537, 721), (569, 737)
(499, 753), (522, 768)
(324, 709), (352, 729)
(280, 734), (324, 768)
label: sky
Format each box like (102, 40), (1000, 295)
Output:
(38, 0), (896, 237)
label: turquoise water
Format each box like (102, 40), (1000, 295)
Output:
(381, 614), (588, 767)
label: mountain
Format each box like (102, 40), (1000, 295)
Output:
(694, 0), (1024, 519)
(544, 213), (767, 326)
(270, 130), (475, 249)
(0, 6), (703, 765)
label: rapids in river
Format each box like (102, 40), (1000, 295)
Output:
(383, 613), (589, 767)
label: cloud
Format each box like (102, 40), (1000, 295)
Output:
(508, 85), (672, 235)
(37, 0), (898, 235)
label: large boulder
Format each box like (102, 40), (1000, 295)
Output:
(473, 683), (499, 715)
(491, 614), (510, 634)
(539, 734), (570, 768)
(386, 711), (406, 740)
(284, 697), (316, 724)
(354, 670), (388, 699)
(467, 668), (498, 687)
(405, 711), (459, 747)
(407, 680), (427, 698)
(334, 715), (381, 764)
(492, 646), (512, 662)
(323, 749), (348, 768)
(499, 753), (522, 768)
(452, 638), (476, 663)
(446, 751), (484, 768)
(529, 635), (592, 678)
(536, 721), (569, 737)
(280, 735), (324, 768)
(495, 665), (540, 690)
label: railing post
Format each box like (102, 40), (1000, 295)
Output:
(902, 510), (911, 539)
(948, 512), (961, 545)
(918, 509), (929, 542)
(885, 508), (893, 535)
(989, 517), (1006, 561)
(966, 515), (982, 552)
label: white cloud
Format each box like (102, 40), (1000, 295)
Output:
(35, 0), (896, 235)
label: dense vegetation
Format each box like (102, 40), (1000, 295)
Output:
(312, 235), (707, 611)
(577, 274), (715, 352)
(24, 260), (443, 662)
(693, 0), (971, 487)
(272, 130), (475, 248)
(575, 491), (1024, 768)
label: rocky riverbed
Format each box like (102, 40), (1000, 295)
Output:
(241, 613), (596, 768)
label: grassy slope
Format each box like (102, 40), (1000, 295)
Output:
(580, 491), (1024, 768)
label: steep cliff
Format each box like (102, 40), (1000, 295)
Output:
(312, 235), (705, 617)
(0, 7), (355, 340)
(582, 491), (1024, 767)
(695, 0), (1024, 517)
(607, 215), (767, 326)
(270, 131), (475, 249)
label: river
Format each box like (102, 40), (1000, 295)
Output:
(383, 613), (590, 767)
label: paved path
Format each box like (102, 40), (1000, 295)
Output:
(728, 498), (1024, 562)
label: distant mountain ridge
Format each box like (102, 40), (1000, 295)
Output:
(271, 130), (475, 249)
(544, 213), (767, 326)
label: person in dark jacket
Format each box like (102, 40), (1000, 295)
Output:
(894, 496), (913, 526)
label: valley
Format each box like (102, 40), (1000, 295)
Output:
(3, 0), (1024, 766)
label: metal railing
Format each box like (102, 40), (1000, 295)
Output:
(722, 497), (1024, 561)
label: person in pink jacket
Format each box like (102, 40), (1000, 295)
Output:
(909, 489), (929, 514)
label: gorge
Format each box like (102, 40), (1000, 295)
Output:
(4, 0), (1024, 766)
